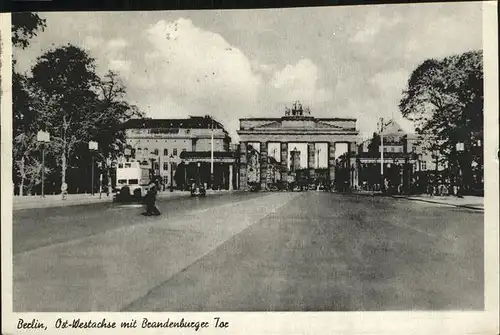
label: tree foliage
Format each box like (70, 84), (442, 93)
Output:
(399, 50), (483, 187)
(12, 12), (46, 49)
(367, 132), (381, 154)
(12, 12), (47, 195)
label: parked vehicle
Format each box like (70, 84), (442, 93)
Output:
(190, 182), (206, 197)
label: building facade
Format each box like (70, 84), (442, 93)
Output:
(354, 120), (449, 192)
(120, 116), (234, 189)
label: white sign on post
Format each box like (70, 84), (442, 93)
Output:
(89, 141), (98, 151)
(37, 131), (50, 142)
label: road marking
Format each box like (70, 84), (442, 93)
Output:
(115, 204), (144, 208)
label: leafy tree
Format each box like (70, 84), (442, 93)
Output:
(30, 44), (101, 188)
(25, 45), (144, 193)
(399, 50), (483, 189)
(12, 13), (47, 195)
(12, 12), (46, 49)
(367, 132), (381, 154)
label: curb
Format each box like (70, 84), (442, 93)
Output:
(392, 196), (484, 211)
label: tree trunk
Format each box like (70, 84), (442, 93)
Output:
(61, 146), (67, 190)
(107, 163), (111, 196)
(19, 156), (25, 196)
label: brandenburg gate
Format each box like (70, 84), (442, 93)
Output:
(237, 103), (359, 190)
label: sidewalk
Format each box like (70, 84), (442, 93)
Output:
(13, 190), (239, 210)
(392, 194), (484, 210)
(13, 193), (113, 210)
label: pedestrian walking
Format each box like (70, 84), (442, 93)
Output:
(143, 182), (161, 216)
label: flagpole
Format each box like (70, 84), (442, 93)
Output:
(380, 117), (385, 191)
(210, 118), (214, 189)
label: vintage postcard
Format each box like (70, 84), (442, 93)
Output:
(1, 1), (498, 334)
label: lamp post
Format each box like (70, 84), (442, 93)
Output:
(197, 162), (201, 184)
(473, 139), (482, 190)
(456, 142), (465, 197)
(88, 141), (98, 196)
(37, 131), (50, 198)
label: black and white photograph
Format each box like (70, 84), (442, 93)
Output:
(1, 1), (499, 334)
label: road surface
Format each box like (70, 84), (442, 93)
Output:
(13, 191), (483, 311)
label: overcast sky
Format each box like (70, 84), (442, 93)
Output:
(14, 3), (483, 141)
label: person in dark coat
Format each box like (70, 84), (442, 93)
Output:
(144, 183), (160, 216)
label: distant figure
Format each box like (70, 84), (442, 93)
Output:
(143, 183), (160, 216)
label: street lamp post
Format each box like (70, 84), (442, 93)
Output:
(88, 141), (98, 196)
(456, 142), (465, 197)
(197, 162), (201, 184)
(37, 131), (50, 198)
(98, 160), (103, 199)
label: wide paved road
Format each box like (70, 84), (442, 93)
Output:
(13, 191), (483, 312)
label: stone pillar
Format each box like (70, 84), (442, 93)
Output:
(192, 138), (198, 152)
(229, 164), (233, 191)
(239, 142), (247, 190)
(308, 142), (316, 180)
(352, 161), (359, 190)
(349, 142), (358, 190)
(260, 142), (268, 190)
(280, 142), (288, 178)
(328, 142), (336, 189)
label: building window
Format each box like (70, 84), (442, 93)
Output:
(173, 148), (178, 156)
(172, 162), (177, 170)
(163, 149), (168, 156)
(143, 148), (149, 154)
(153, 149), (159, 156)
(163, 162), (168, 171)
(421, 161), (427, 171)
(182, 148), (187, 152)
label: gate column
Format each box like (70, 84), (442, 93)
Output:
(280, 142), (288, 172)
(260, 142), (268, 190)
(280, 142), (288, 176)
(328, 142), (336, 189)
(308, 142), (316, 180)
(239, 142), (248, 190)
(349, 142), (358, 190)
